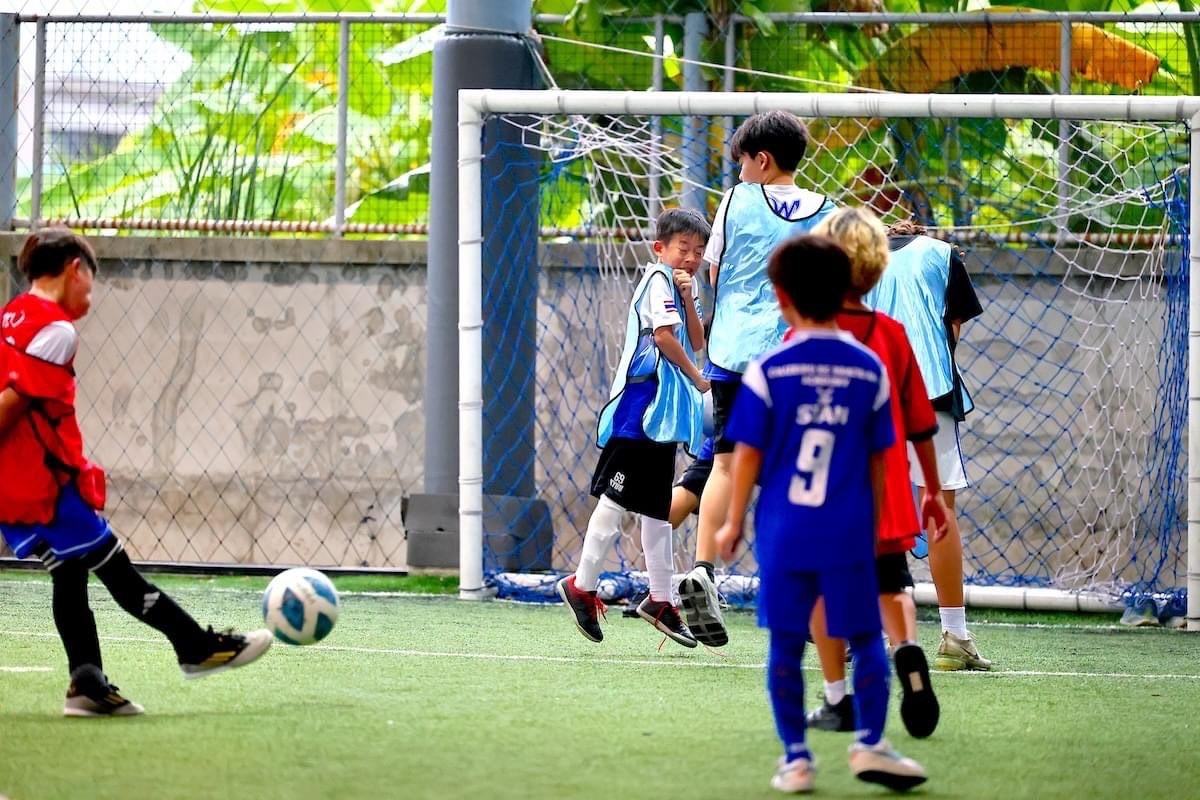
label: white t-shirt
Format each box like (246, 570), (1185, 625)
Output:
(636, 266), (700, 333)
(25, 320), (78, 366)
(703, 184), (830, 266)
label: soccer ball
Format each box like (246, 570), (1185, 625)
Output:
(262, 568), (339, 645)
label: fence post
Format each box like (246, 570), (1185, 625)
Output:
(30, 19), (45, 229)
(682, 11), (708, 212)
(1187, 110), (1200, 632)
(333, 19), (350, 238)
(1056, 18), (1073, 242)
(0, 14), (17, 233)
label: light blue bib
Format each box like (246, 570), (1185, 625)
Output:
(865, 236), (973, 414)
(708, 182), (835, 373)
(597, 262), (705, 455)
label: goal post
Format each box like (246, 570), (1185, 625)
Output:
(458, 90), (1200, 628)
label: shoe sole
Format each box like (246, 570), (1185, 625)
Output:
(636, 608), (698, 648)
(677, 576), (729, 647)
(63, 703), (145, 717)
(556, 581), (602, 643)
(182, 633), (273, 680)
(894, 644), (939, 739)
(853, 769), (928, 792)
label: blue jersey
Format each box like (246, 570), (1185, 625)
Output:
(726, 330), (895, 572)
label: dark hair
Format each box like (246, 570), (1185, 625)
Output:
(655, 207), (711, 244)
(886, 219), (928, 237)
(767, 234), (850, 323)
(18, 227), (98, 281)
(729, 110), (809, 173)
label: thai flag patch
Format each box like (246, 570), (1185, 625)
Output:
(663, 301), (677, 313)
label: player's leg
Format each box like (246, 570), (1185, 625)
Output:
(805, 599), (855, 732)
(910, 414), (991, 671)
(636, 514), (696, 648)
(825, 562), (926, 791)
(86, 540), (271, 678)
(626, 483), (700, 618)
(876, 552), (939, 739)
(561, 438), (642, 642)
(679, 380), (736, 646)
(763, 571), (819, 793)
(22, 542), (144, 717)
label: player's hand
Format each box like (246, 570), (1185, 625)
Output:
(673, 268), (693, 295)
(715, 521), (743, 562)
(693, 375), (711, 394)
(921, 489), (951, 543)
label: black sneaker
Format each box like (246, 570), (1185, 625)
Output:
(556, 576), (606, 642)
(622, 589), (649, 618)
(806, 693), (856, 732)
(63, 664), (145, 717)
(636, 597), (698, 648)
(894, 643), (939, 738)
(179, 627), (273, 680)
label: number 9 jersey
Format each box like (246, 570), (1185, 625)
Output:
(726, 329), (895, 573)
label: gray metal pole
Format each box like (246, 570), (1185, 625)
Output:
(333, 19), (350, 238)
(648, 15), (663, 222)
(682, 11), (708, 212)
(423, 0), (537, 499)
(0, 14), (18, 231)
(1056, 19), (1073, 242)
(30, 19), (45, 228)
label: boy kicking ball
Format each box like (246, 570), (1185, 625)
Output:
(557, 208), (711, 648)
(0, 228), (272, 716)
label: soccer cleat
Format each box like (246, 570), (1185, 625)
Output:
(622, 589), (649, 619)
(1157, 595), (1187, 629)
(1119, 597), (1160, 627)
(63, 664), (145, 717)
(806, 694), (856, 732)
(556, 576), (606, 643)
(771, 756), (815, 793)
(636, 596), (697, 648)
(179, 627), (273, 680)
(677, 566), (728, 647)
(849, 739), (927, 791)
(893, 644), (939, 739)
(933, 630), (992, 671)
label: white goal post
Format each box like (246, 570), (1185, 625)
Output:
(457, 90), (1200, 629)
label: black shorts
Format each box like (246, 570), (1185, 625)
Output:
(590, 437), (677, 520)
(710, 377), (743, 455)
(674, 456), (714, 506)
(875, 551), (914, 594)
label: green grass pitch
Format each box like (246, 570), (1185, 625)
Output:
(0, 570), (1197, 800)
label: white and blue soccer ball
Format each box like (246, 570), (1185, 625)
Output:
(262, 567), (339, 645)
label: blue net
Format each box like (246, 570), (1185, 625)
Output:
(475, 108), (1190, 609)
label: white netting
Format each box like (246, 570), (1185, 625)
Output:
(477, 105), (1188, 605)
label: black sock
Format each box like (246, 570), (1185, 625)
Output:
(695, 560), (715, 582)
(49, 561), (103, 673)
(93, 549), (209, 662)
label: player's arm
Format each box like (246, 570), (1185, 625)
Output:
(654, 327), (709, 392)
(946, 249), (983, 343)
(0, 387), (30, 438)
(716, 442), (763, 561)
(911, 439), (950, 541)
(704, 190), (732, 287)
(672, 269), (706, 352)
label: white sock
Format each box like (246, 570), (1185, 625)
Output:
(824, 679), (847, 705)
(640, 515), (674, 602)
(939, 606), (968, 639)
(575, 495), (624, 592)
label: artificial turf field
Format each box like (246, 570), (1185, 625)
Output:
(0, 570), (1197, 800)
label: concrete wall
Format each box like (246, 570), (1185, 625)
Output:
(0, 235), (1186, 591)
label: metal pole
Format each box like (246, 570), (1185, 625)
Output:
(648, 15), (663, 222)
(30, 19), (45, 229)
(682, 11), (708, 212)
(722, 19), (736, 193)
(333, 19), (350, 238)
(1188, 110), (1200, 632)
(1056, 19), (1073, 242)
(0, 14), (18, 231)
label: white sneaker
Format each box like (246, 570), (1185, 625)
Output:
(677, 567), (728, 647)
(771, 756), (815, 793)
(849, 739), (927, 791)
(180, 628), (273, 680)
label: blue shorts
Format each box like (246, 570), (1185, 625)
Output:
(757, 561), (882, 639)
(0, 483), (114, 560)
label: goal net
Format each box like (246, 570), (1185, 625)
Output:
(458, 91), (1197, 610)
